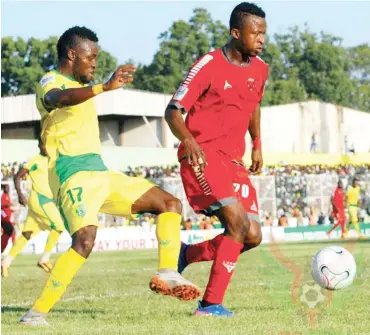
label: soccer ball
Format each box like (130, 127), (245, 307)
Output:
(311, 246), (356, 290)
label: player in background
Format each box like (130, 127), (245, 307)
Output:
(165, 2), (268, 316)
(327, 180), (346, 239)
(2, 139), (65, 278)
(346, 177), (365, 238)
(1, 184), (14, 254)
(20, 26), (200, 326)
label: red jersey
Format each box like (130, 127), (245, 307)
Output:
(169, 48), (269, 161)
(1, 192), (12, 222)
(333, 187), (345, 210)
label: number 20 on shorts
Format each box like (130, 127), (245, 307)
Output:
(233, 183), (249, 198)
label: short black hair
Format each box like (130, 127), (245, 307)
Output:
(229, 2), (265, 30)
(57, 26), (98, 60)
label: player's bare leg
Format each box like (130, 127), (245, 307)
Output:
(2, 231), (34, 277)
(181, 220), (261, 271)
(131, 186), (200, 301)
(1, 222), (15, 277)
(37, 230), (63, 273)
(19, 226), (96, 326)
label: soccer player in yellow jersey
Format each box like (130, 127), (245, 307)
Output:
(1, 139), (64, 277)
(346, 177), (365, 238)
(20, 26), (200, 326)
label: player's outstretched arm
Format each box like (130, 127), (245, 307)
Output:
(165, 106), (207, 171)
(249, 104), (263, 175)
(44, 64), (135, 109)
(14, 167), (28, 206)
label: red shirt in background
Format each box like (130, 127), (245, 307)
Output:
(1, 192), (12, 222)
(333, 187), (345, 211)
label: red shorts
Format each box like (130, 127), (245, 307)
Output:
(332, 207), (345, 221)
(180, 150), (259, 222)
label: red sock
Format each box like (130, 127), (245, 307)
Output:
(186, 234), (223, 264)
(203, 235), (243, 304)
(1, 233), (12, 253)
(339, 217), (346, 237)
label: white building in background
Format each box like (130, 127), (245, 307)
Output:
(2, 89), (370, 154)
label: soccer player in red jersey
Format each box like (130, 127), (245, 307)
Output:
(1, 184), (15, 254)
(327, 180), (346, 239)
(165, 2), (268, 316)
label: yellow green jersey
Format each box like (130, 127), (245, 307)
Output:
(24, 154), (53, 199)
(346, 185), (360, 206)
(36, 70), (107, 189)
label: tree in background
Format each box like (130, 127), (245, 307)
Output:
(133, 9), (370, 112)
(2, 9), (370, 112)
(133, 8), (228, 94)
(1, 37), (117, 96)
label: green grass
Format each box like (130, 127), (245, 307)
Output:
(2, 241), (370, 335)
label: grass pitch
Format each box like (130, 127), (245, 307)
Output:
(2, 240), (369, 335)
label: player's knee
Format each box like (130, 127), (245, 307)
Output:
(22, 231), (32, 240)
(73, 237), (94, 258)
(158, 196), (182, 214)
(243, 228), (262, 250)
(220, 205), (250, 243)
(72, 226), (97, 258)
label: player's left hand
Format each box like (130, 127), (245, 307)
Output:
(249, 148), (263, 175)
(103, 64), (135, 91)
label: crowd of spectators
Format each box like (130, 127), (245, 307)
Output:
(2, 162), (370, 230)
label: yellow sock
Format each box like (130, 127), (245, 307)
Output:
(44, 230), (61, 253)
(352, 221), (361, 236)
(32, 248), (86, 313)
(156, 212), (181, 270)
(9, 234), (29, 258)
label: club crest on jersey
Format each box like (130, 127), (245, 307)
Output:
(222, 261), (236, 273)
(173, 85), (189, 101)
(40, 74), (56, 88)
(247, 78), (256, 91)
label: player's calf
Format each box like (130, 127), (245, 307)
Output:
(199, 202), (247, 313)
(132, 186), (201, 300)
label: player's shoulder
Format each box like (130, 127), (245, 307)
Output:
(39, 71), (58, 88)
(39, 70), (69, 90)
(255, 55), (269, 67)
(254, 55), (269, 74)
(191, 51), (217, 69)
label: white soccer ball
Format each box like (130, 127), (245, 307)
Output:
(311, 246), (356, 290)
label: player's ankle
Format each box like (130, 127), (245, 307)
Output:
(200, 300), (217, 308)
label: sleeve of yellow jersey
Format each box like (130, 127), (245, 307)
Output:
(37, 71), (62, 110)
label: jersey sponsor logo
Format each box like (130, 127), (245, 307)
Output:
(173, 85), (189, 101)
(182, 54), (213, 86)
(222, 261), (236, 273)
(40, 74), (56, 88)
(224, 80), (232, 90)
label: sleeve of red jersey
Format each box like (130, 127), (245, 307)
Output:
(168, 54), (214, 113)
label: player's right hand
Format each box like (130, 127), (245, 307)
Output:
(18, 194), (27, 206)
(103, 64), (136, 91)
(183, 137), (207, 173)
